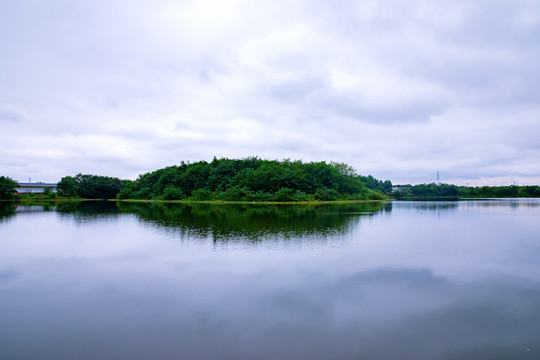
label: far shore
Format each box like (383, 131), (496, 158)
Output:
(4, 198), (392, 205)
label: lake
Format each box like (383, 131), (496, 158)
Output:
(1, 199), (539, 359)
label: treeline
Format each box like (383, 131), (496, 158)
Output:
(116, 158), (389, 201)
(4, 165), (540, 201)
(2, 158), (393, 201)
(358, 175), (393, 194)
(393, 183), (540, 199)
(57, 174), (129, 199)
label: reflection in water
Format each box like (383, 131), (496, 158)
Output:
(1, 199), (540, 359)
(460, 198), (540, 209)
(0, 202), (16, 222)
(393, 201), (460, 212)
(116, 201), (390, 243)
(261, 267), (540, 360)
(56, 200), (122, 222)
(4, 201), (392, 244)
(56, 200), (119, 214)
(393, 198), (540, 211)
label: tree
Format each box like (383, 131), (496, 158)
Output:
(114, 157), (391, 201)
(57, 174), (125, 199)
(163, 185), (183, 200)
(0, 176), (19, 199)
(57, 176), (78, 197)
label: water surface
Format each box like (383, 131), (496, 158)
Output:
(1, 200), (539, 359)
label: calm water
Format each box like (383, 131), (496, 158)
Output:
(1, 200), (539, 359)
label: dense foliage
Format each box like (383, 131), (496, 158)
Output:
(117, 157), (389, 201)
(57, 174), (127, 199)
(358, 175), (393, 193)
(5, 164), (540, 202)
(393, 183), (540, 199)
(0, 176), (19, 199)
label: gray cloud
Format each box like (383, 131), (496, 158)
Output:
(0, 110), (23, 123)
(0, 270), (18, 283)
(0, 0), (539, 184)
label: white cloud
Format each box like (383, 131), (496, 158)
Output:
(1, 0), (539, 185)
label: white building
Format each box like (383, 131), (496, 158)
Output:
(15, 182), (57, 194)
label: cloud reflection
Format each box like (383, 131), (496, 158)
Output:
(1, 264), (538, 360)
(1, 199), (540, 359)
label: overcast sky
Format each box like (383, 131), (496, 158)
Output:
(1, 0), (540, 185)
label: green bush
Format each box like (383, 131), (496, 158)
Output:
(314, 187), (339, 201)
(163, 185), (183, 200)
(243, 190), (272, 202)
(133, 186), (152, 199)
(190, 189), (213, 201)
(217, 186), (246, 201)
(116, 187), (134, 199)
(272, 188), (297, 202)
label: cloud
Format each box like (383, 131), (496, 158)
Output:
(0, 109), (24, 123)
(0, 270), (19, 283)
(0, 0), (539, 184)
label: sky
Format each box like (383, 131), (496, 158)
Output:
(1, 0), (540, 186)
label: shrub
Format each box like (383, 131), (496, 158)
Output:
(314, 187), (339, 201)
(272, 188), (297, 202)
(163, 185), (183, 200)
(190, 189), (213, 201)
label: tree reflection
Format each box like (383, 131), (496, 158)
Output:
(0, 203), (16, 223)
(116, 202), (391, 243)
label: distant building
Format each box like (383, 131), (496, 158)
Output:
(391, 185), (410, 192)
(16, 182), (57, 194)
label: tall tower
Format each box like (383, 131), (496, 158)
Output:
(437, 172), (440, 185)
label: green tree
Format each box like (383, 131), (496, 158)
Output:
(518, 186), (540, 197)
(57, 174), (125, 199)
(314, 187), (339, 201)
(42, 186), (57, 199)
(272, 187), (296, 201)
(115, 157), (390, 201)
(190, 188), (213, 201)
(163, 185), (183, 200)
(57, 176), (78, 197)
(0, 176), (19, 199)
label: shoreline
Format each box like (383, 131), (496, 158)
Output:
(4, 198), (391, 205)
